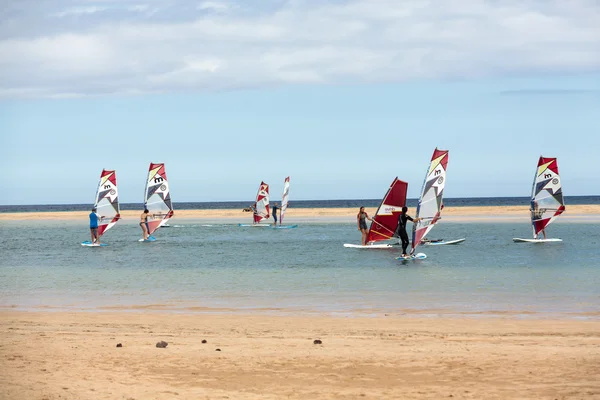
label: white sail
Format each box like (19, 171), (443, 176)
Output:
(280, 176), (290, 225)
(530, 156), (565, 238)
(94, 169), (120, 238)
(253, 181), (270, 223)
(411, 148), (449, 254)
(144, 163), (174, 235)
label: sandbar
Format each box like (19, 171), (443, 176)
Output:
(1, 204), (599, 223)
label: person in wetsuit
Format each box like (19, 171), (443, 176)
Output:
(272, 202), (280, 226)
(395, 206), (420, 257)
(357, 206), (373, 245)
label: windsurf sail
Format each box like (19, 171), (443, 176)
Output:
(366, 177), (408, 244)
(280, 176), (290, 225)
(94, 169), (121, 238)
(411, 148), (449, 254)
(144, 163), (174, 235)
(253, 181), (270, 224)
(530, 156), (565, 238)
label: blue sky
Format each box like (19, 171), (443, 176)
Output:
(1, 0), (599, 204)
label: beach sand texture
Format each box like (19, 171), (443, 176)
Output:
(1, 204), (599, 221)
(2, 312), (600, 399)
(2, 312), (600, 400)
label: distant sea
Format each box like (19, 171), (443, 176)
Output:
(2, 195), (599, 213)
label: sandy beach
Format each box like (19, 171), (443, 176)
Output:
(1, 204), (600, 222)
(1, 311), (599, 400)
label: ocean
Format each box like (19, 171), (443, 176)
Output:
(1, 215), (599, 318)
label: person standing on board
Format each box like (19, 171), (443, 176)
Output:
(531, 200), (547, 239)
(89, 207), (102, 244)
(357, 206), (373, 245)
(140, 209), (150, 240)
(272, 202), (280, 226)
(395, 206), (420, 257)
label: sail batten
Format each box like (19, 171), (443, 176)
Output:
(254, 181), (270, 224)
(280, 177), (290, 225)
(411, 148), (449, 254)
(94, 169), (120, 238)
(530, 156), (565, 238)
(366, 177), (408, 244)
(144, 162), (174, 235)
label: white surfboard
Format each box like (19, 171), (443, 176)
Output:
(512, 238), (562, 243)
(272, 225), (298, 229)
(238, 224), (271, 228)
(343, 243), (397, 249)
(396, 252), (427, 260)
(425, 238), (466, 246)
(81, 241), (108, 247)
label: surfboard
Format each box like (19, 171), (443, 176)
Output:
(138, 236), (157, 242)
(81, 241), (108, 247)
(512, 238), (563, 243)
(425, 238), (466, 246)
(238, 224), (270, 227)
(273, 225), (298, 229)
(343, 243), (397, 249)
(396, 253), (427, 260)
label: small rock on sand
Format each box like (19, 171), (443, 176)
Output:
(156, 341), (168, 348)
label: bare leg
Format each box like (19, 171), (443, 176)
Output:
(542, 229), (547, 239)
(142, 224), (149, 240)
(90, 228), (95, 243)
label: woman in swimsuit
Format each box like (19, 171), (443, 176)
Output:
(357, 206), (373, 246)
(140, 209), (150, 240)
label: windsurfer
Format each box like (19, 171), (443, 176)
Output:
(357, 206), (373, 245)
(272, 202), (280, 226)
(394, 206), (421, 257)
(89, 207), (102, 244)
(140, 209), (150, 240)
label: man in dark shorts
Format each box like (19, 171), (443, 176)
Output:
(272, 202), (280, 226)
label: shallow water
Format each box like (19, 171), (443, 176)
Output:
(0, 219), (599, 317)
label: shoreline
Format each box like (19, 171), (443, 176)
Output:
(1, 204), (600, 221)
(2, 310), (599, 399)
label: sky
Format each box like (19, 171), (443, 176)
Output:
(1, 0), (599, 204)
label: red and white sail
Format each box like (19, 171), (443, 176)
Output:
(411, 148), (449, 254)
(280, 176), (290, 225)
(144, 163), (174, 235)
(253, 181), (270, 224)
(530, 157), (565, 238)
(366, 177), (408, 244)
(94, 169), (121, 238)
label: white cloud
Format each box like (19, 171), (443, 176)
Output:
(1, 0), (599, 98)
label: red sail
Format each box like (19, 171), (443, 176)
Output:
(366, 178), (408, 244)
(253, 181), (270, 223)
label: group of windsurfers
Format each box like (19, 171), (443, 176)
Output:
(244, 202), (282, 226)
(89, 208), (166, 243)
(357, 206), (421, 257)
